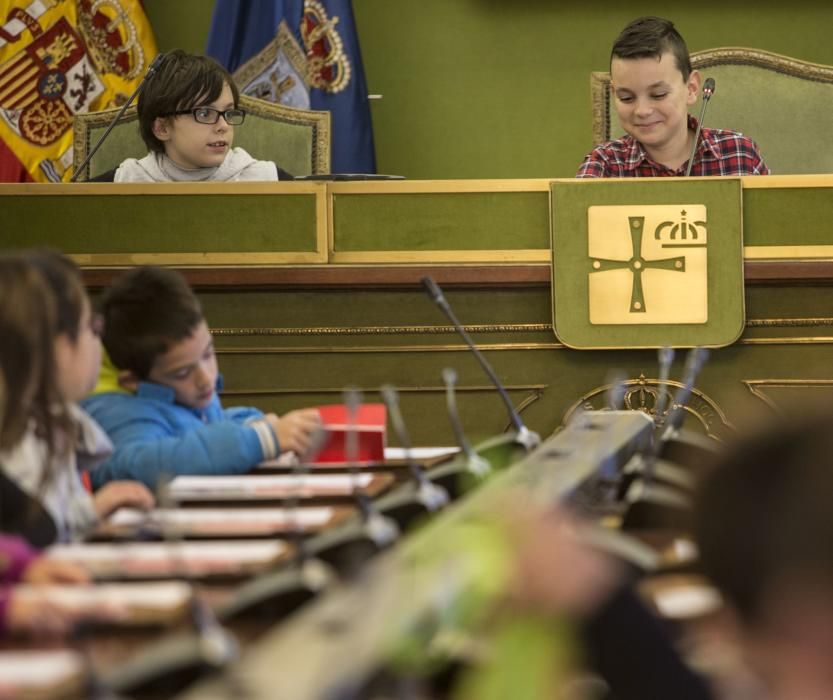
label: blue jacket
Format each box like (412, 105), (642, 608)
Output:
(82, 380), (277, 491)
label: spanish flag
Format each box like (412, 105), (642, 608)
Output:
(0, 0), (157, 182)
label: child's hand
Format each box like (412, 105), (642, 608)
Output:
(266, 409), (322, 456)
(22, 557), (90, 585)
(93, 481), (155, 519)
(7, 589), (128, 636)
(6, 593), (81, 636)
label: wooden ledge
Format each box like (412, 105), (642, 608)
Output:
(81, 260), (833, 290)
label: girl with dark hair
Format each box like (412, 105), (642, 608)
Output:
(0, 251), (153, 545)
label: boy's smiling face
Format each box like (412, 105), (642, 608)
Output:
(152, 82), (236, 170)
(611, 51), (700, 162)
(147, 321), (218, 410)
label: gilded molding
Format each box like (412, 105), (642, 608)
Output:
(215, 342), (565, 354)
(563, 375), (733, 439)
(693, 47), (833, 82)
(743, 378), (833, 413)
(330, 250), (551, 264)
(221, 383), (547, 396)
(746, 318), (833, 328)
(212, 323), (554, 336)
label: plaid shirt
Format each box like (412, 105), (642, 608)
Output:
(577, 115), (769, 178)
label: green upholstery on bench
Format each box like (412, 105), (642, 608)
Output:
(72, 93), (331, 180)
(590, 47), (833, 174)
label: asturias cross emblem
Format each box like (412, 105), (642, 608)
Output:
(590, 216), (686, 313)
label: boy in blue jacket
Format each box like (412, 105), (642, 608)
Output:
(82, 266), (320, 491)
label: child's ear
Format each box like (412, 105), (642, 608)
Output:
(152, 117), (172, 142)
(686, 69), (702, 106)
(117, 370), (140, 393)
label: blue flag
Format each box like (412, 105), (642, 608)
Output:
(207, 0), (376, 174)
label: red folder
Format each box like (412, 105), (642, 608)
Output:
(312, 403), (386, 464)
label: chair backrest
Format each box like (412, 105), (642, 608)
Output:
(72, 93), (331, 180)
(590, 47), (833, 174)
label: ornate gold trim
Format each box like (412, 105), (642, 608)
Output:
(330, 250), (551, 264)
(741, 174), (833, 188)
(212, 318), (833, 336)
(212, 323), (553, 336)
(746, 317), (833, 328)
(68, 252), (328, 266)
(745, 246), (833, 260)
(329, 179), (554, 194)
(237, 94), (331, 175)
(215, 343), (565, 354)
(233, 21), (308, 94)
(743, 378), (833, 413)
(590, 71), (612, 146)
(221, 383), (546, 396)
(693, 47), (833, 82)
(739, 336), (833, 345)
(563, 375), (733, 439)
(0, 182), (325, 195)
(72, 105), (140, 181)
(213, 337), (833, 354)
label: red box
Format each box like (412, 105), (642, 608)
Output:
(312, 403), (386, 464)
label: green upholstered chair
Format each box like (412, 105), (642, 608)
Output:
(590, 47), (833, 174)
(72, 93), (331, 180)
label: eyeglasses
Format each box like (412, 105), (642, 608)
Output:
(162, 107), (246, 125)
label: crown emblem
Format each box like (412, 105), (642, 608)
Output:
(655, 209), (707, 241)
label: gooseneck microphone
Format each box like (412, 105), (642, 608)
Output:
(380, 384), (449, 511)
(421, 276), (540, 450)
(684, 77), (716, 177)
(71, 52), (166, 182)
(442, 368), (491, 477)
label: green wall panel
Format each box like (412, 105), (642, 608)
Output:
(744, 187), (833, 247)
(1, 193), (319, 254)
(333, 192), (549, 251)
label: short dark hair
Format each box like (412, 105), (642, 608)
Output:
(611, 16), (692, 81)
(138, 49), (240, 154)
(100, 266), (204, 379)
(25, 250), (85, 342)
(694, 412), (833, 626)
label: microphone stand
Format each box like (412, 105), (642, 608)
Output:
(684, 77), (716, 177)
(306, 388), (399, 574)
(70, 52), (165, 182)
(216, 435), (334, 622)
(441, 367), (491, 479)
(641, 346), (709, 488)
(421, 276), (540, 451)
(343, 388), (399, 547)
(379, 384), (449, 515)
(154, 475), (239, 668)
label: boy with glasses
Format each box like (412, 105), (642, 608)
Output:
(115, 50), (288, 182)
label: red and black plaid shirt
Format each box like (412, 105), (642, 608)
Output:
(576, 115), (769, 178)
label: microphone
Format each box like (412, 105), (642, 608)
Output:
(421, 276), (540, 450)
(380, 384), (450, 512)
(154, 476), (239, 667)
(637, 346), (709, 492)
(684, 77), (716, 177)
(71, 52), (166, 182)
(441, 367), (491, 478)
(652, 346), (675, 423)
(343, 388), (399, 547)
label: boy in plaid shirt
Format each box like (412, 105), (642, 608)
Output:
(578, 16), (769, 178)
